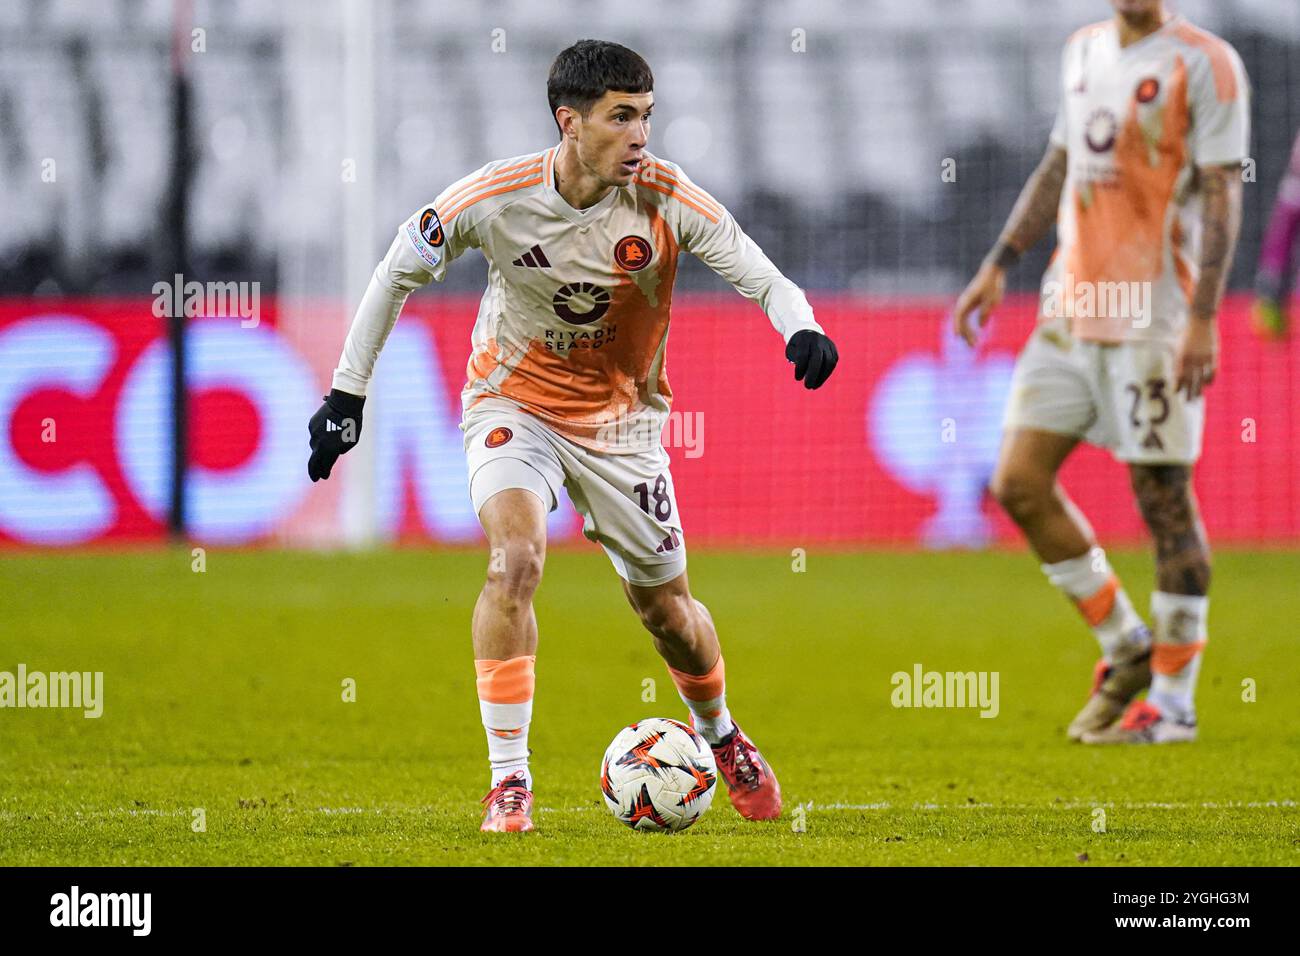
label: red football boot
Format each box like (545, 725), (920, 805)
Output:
(703, 722), (782, 821)
(480, 771), (535, 833)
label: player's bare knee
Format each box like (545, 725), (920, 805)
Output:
(483, 538), (545, 608)
(991, 469), (1051, 523)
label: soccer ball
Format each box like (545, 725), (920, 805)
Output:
(600, 717), (717, 832)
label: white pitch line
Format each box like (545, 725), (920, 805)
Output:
(0, 799), (1293, 821)
(790, 800), (1298, 811)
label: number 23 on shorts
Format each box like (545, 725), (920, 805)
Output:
(1125, 377), (1171, 431)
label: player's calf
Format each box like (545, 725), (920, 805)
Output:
(473, 491), (547, 656)
(1130, 464), (1210, 729)
(472, 489), (548, 823)
(625, 577), (782, 820)
(624, 577), (732, 740)
(626, 580), (713, 673)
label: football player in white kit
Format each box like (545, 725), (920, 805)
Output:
(954, 0), (1248, 744)
(307, 40), (838, 830)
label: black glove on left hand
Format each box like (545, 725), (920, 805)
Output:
(785, 329), (839, 389)
(307, 388), (365, 482)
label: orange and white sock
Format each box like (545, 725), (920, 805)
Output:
(1042, 547), (1150, 662)
(667, 655), (734, 745)
(1148, 592), (1207, 722)
(475, 655), (535, 789)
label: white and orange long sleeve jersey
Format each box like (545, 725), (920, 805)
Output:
(332, 147), (823, 453)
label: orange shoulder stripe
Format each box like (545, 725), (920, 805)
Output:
(1171, 23), (1238, 101)
(647, 162), (722, 215)
(543, 146), (556, 189)
(440, 156), (544, 210)
(638, 179), (720, 223)
(443, 175), (543, 223)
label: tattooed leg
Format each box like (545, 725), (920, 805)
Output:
(1129, 464), (1211, 596)
(1128, 463), (1210, 725)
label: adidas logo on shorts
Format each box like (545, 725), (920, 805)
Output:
(655, 529), (681, 554)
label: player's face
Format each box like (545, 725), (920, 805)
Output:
(575, 90), (653, 187)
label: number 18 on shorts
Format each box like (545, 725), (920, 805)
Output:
(465, 400), (688, 587)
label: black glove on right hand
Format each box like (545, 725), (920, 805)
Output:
(785, 329), (839, 389)
(307, 388), (365, 482)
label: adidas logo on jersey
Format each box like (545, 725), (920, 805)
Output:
(512, 244), (551, 268)
(326, 420), (341, 432)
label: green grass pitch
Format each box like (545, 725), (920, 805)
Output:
(1, 547), (1296, 866)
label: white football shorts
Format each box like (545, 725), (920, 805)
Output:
(1002, 326), (1204, 465)
(463, 398), (687, 587)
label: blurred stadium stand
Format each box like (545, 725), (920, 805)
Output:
(3, 0), (1299, 551)
(2, 0), (1299, 297)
